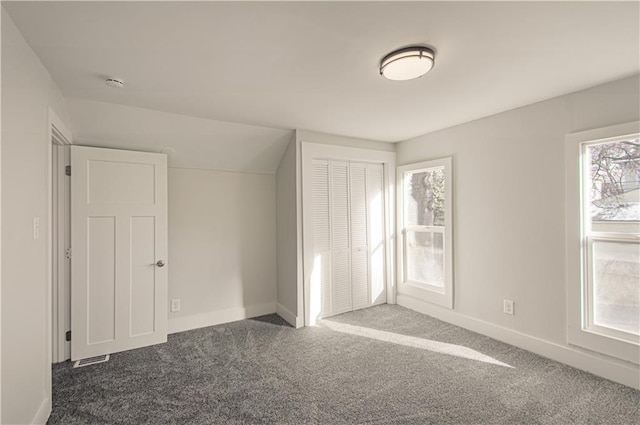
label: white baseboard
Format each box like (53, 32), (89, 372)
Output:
(276, 303), (303, 328)
(168, 302), (276, 334)
(397, 294), (640, 390)
(32, 397), (51, 425)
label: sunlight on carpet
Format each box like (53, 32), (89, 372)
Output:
(321, 319), (514, 368)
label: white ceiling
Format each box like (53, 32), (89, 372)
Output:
(4, 1), (640, 142)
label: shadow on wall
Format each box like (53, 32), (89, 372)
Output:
(236, 171), (278, 315)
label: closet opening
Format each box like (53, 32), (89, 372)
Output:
(301, 142), (396, 326)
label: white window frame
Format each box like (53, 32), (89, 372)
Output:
(565, 121), (640, 364)
(397, 157), (453, 309)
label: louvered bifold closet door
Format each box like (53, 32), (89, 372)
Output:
(330, 161), (352, 315)
(367, 163), (387, 305)
(312, 160), (332, 318)
(350, 162), (370, 310)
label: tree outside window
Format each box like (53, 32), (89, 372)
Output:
(589, 138), (640, 221)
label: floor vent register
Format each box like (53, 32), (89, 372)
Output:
(73, 354), (110, 368)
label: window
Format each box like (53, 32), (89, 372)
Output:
(397, 158), (453, 308)
(583, 139), (639, 340)
(566, 122), (640, 363)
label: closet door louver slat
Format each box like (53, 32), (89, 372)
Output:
(331, 161), (352, 315)
(350, 162), (369, 310)
(312, 160), (332, 317)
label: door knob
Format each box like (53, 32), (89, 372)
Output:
(155, 260), (165, 267)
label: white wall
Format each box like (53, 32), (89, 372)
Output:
(1, 8), (71, 424)
(297, 129), (395, 152)
(396, 75), (640, 387)
(0, 11), (3, 422)
(275, 135), (302, 327)
(66, 98), (293, 175)
(167, 167), (277, 333)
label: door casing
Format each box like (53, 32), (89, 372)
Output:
(301, 142), (396, 327)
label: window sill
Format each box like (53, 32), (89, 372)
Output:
(568, 326), (640, 365)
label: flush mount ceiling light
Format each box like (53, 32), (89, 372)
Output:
(379, 46), (436, 81)
(105, 77), (124, 88)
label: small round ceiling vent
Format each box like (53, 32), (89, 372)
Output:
(105, 77), (125, 88)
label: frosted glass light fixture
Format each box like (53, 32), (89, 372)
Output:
(380, 46), (435, 81)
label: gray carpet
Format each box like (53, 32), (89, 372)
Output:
(48, 305), (639, 424)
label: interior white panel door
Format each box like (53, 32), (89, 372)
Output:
(367, 163), (387, 305)
(71, 146), (168, 360)
(350, 162), (370, 310)
(331, 161), (352, 315)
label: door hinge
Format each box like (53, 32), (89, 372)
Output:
(65, 165), (71, 176)
(65, 330), (71, 342)
(65, 248), (72, 259)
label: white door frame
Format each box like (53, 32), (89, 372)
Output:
(51, 143), (71, 362)
(300, 142), (396, 326)
(48, 109), (72, 364)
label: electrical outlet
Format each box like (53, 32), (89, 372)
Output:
(171, 298), (181, 312)
(503, 299), (514, 315)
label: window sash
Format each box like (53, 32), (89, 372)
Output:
(583, 235), (640, 344)
(402, 226), (445, 291)
(403, 166), (445, 227)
